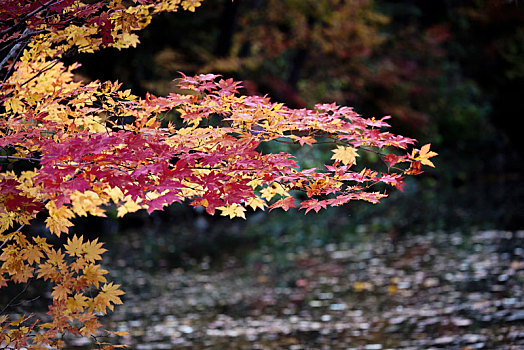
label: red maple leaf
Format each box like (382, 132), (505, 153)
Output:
(300, 199), (328, 214)
(269, 197), (297, 211)
(97, 13), (114, 46)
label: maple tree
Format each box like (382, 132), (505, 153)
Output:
(0, 0), (436, 348)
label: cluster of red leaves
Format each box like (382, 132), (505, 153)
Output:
(0, 0), (106, 47)
(1, 72), (429, 219)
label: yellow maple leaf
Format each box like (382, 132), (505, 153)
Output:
(5, 97), (25, 113)
(70, 256), (88, 273)
(11, 267), (33, 283)
(105, 186), (124, 203)
(37, 262), (59, 281)
(112, 32), (140, 50)
(218, 204), (247, 219)
(412, 143), (438, 167)
(245, 197), (266, 211)
(0, 212), (16, 233)
(46, 248), (65, 267)
(181, 0), (203, 12)
(32, 236), (50, 249)
(21, 244), (44, 264)
(117, 196), (142, 217)
(67, 293), (88, 313)
(247, 178), (263, 189)
(260, 183), (289, 201)
(80, 318), (102, 337)
(93, 283), (125, 313)
(64, 235), (84, 257)
(52, 284), (71, 301)
(83, 239), (107, 262)
(331, 145), (359, 165)
(84, 264), (108, 288)
(70, 190), (106, 217)
(45, 201), (75, 237)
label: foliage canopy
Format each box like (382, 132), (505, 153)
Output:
(0, 1), (435, 348)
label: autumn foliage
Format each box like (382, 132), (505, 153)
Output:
(0, 1), (436, 348)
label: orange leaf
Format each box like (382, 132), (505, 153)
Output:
(93, 283), (125, 313)
(22, 244), (44, 265)
(52, 284), (71, 301)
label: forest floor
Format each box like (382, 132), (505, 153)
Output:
(66, 230), (524, 349)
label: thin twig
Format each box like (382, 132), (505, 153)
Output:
(0, 279), (33, 315)
(0, 155), (41, 163)
(0, 59), (60, 101)
(0, 0), (65, 36)
(0, 29), (44, 54)
(0, 224), (25, 251)
(0, 29), (31, 73)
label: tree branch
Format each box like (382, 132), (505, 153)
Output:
(0, 0), (65, 36)
(0, 59), (60, 99)
(0, 155), (41, 163)
(0, 29), (31, 72)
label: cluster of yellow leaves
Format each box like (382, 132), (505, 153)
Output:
(44, 201), (75, 237)
(0, 171), (43, 233)
(0, 232), (124, 347)
(19, 0), (204, 61)
(260, 183), (290, 202)
(218, 203), (247, 219)
(43, 191), (147, 236)
(0, 314), (38, 349)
